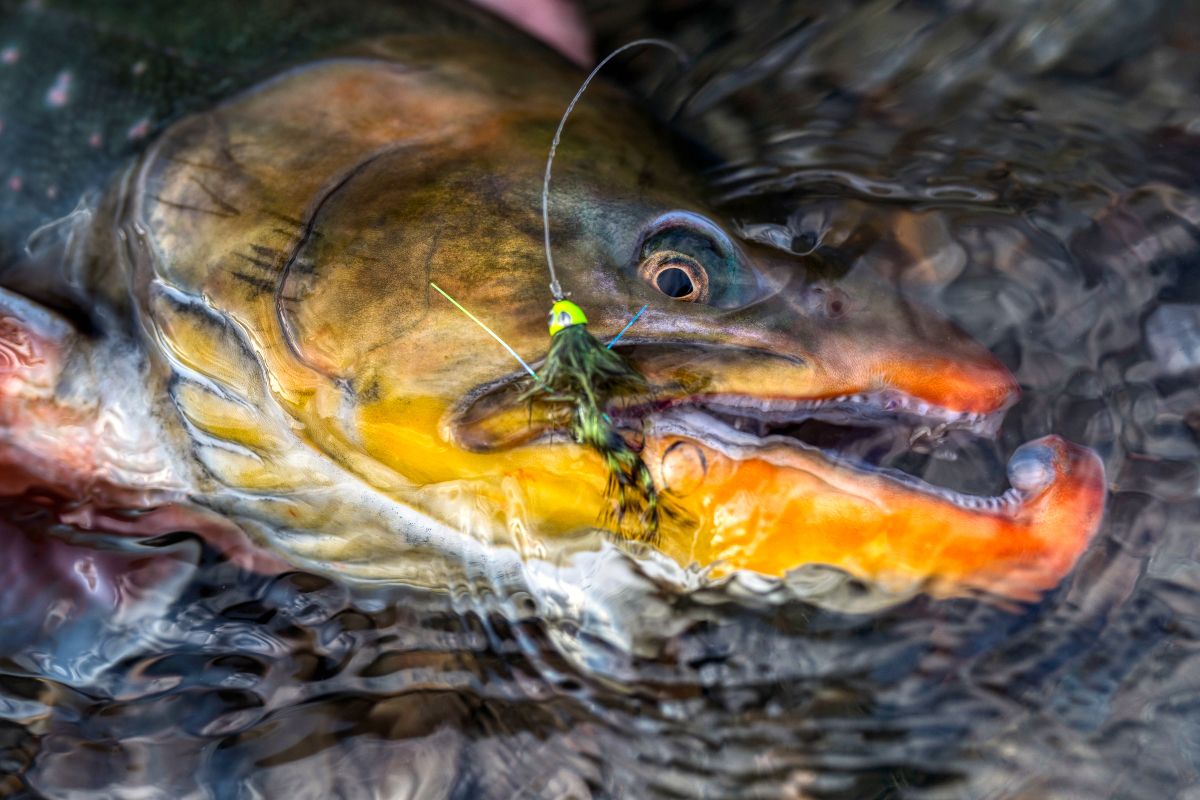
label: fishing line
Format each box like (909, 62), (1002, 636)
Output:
(432, 286), (652, 371)
(530, 39), (690, 543)
(542, 38), (687, 301)
(434, 40), (692, 544)
(429, 282), (540, 379)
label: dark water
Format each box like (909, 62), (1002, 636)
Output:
(5, 2), (1200, 797)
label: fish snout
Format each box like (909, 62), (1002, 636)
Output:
(872, 346), (1020, 418)
(1008, 438), (1059, 493)
(779, 271), (1022, 418)
(1010, 435), (1106, 527)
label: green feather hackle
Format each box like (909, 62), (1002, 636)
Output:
(524, 323), (666, 543)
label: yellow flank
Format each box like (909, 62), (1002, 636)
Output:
(355, 395), (610, 537)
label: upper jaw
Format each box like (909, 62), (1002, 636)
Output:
(666, 390), (1005, 438)
(603, 386), (1013, 492)
(445, 336), (1019, 474)
(448, 354), (1012, 462)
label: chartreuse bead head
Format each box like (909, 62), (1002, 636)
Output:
(548, 300), (588, 335)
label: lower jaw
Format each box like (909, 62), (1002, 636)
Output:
(400, 393), (1105, 599)
(639, 410), (1106, 600)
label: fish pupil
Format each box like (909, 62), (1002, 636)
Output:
(656, 266), (695, 298)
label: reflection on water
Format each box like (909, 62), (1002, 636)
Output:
(5, 1), (1200, 797)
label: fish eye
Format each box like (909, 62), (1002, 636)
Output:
(639, 251), (709, 302)
(635, 212), (753, 308)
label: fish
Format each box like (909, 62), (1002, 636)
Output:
(0, 0), (1105, 600)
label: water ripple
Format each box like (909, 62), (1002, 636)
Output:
(5, 1), (1200, 797)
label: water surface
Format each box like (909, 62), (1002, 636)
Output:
(5, 1), (1200, 797)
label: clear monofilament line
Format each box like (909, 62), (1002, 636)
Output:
(429, 282), (540, 379)
(541, 38), (687, 301)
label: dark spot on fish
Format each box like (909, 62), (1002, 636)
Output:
(229, 271), (274, 292)
(187, 175), (240, 216)
(264, 209), (306, 230)
(233, 251), (279, 273)
(355, 377), (381, 404)
(150, 194), (237, 218)
(275, 286), (308, 306)
(637, 161), (655, 189)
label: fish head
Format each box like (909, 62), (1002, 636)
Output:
(124, 35), (1102, 595)
(426, 121), (1021, 469)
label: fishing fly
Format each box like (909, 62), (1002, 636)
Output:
(528, 39), (688, 542)
(434, 39), (688, 543)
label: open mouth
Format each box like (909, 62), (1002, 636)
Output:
(603, 389), (1023, 511)
(447, 340), (1106, 597)
(637, 400), (1031, 511)
(450, 352), (1031, 514)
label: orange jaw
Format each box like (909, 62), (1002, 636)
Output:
(644, 419), (1106, 601)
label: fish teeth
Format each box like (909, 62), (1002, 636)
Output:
(941, 486), (1024, 513)
(909, 426), (932, 446)
(695, 391), (999, 440)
